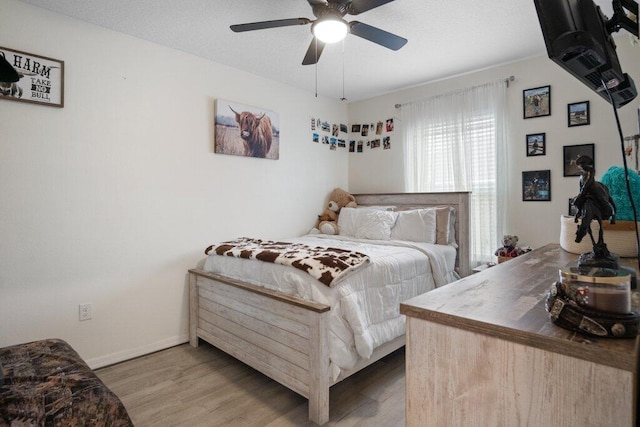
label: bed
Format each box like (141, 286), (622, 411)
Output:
(189, 192), (470, 424)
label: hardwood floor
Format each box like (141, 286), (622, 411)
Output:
(96, 342), (406, 426)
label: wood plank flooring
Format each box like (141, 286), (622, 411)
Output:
(96, 342), (406, 426)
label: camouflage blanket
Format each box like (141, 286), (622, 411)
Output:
(0, 339), (133, 427)
(205, 237), (370, 287)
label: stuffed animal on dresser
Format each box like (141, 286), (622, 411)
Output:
(495, 235), (521, 261)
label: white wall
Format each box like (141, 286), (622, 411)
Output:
(0, 0), (348, 367)
(349, 40), (640, 252)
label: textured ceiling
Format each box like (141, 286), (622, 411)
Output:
(16, 0), (617, 102)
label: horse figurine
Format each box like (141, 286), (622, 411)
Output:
(572, 155), (618, 267)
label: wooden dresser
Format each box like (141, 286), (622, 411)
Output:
(401, 244), (639, 426)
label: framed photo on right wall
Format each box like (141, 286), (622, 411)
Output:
(526, 133), (546, 156)
(568, 101), (590, 127)
(522, 170), (551, 201)
(563, 143), (595, 176)
(523, 85), (551, 119)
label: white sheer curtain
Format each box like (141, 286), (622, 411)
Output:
(401, 81), (509, 265)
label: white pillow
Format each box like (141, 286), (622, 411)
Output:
(390, 208), (437, 243)
(339, 207), (399, 239)
(434, 206), (458, 247)
(354, 210), (398, 240)
(448, 208), (458, 248)
(338, 207), (362, 237)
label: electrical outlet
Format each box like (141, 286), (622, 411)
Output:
(79, 303), (92, 321)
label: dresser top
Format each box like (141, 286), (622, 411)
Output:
(401, 243), (640, 371)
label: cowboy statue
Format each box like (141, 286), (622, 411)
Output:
(572, 155), (618, 268)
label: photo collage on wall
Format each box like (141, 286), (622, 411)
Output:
(520, 83), (598, 207)
(310, 116), (395, 153)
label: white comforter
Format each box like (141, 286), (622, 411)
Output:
(202, 234), (458, 378)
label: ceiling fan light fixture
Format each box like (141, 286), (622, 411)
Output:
(312, 18), (348, 43)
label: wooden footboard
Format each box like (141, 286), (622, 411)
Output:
(189, 268), (332, 424)
(189, 268), (406, 425)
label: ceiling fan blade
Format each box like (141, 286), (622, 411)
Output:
(347, 0), (395, 15)
(230, 18), (311, 32)
(349, 21), (407, 50)
(306, 0), (327, 6)
(302, 37), (326, 65)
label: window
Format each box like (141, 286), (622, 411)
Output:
(402, 81), (508, 265)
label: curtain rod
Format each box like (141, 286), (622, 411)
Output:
(394, 75), (516, 109)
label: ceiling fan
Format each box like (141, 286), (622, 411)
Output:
(230, 0), (408, 65)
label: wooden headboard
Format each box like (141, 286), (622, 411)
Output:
(353, 192), (471, 277)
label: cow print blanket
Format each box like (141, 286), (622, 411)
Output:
(205, 237), (370, 287)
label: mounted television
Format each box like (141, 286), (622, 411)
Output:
(533, 0), (638, 108)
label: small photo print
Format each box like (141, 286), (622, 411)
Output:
(349, 140), (355, 152)
(340, 124), (348, 134)
(523, 85), (551, 119)
(312, 133), (319, 143)
(522, 170), (551, 201)
(361, 124), (369, 136)
(357, 140), (363, 152)
(383, 136), (391, 149)
(526, 133), (546, 157)
(563, 143), (595, 176)
(371, 139), (381, 149)
(386, 118), (394, 132)
(568, 101), (590, 127)
(352, 124), (361, 133)
(375, 121), (383, 135)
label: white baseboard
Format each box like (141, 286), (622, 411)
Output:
(87, 335), (189, 369)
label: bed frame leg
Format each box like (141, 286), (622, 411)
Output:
(309, 388), (330, 425)
(308, 311), (330, 424)
(189, 272), (199, 348)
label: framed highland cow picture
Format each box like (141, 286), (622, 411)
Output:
(214, 99), (280, 160)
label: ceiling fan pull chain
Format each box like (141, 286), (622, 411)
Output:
(341, 39), (347, 101)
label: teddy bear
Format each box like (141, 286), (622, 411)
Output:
(316, 188), (357, 235)
(495, 235), (520, 260)
(317, 209), (339, 234)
